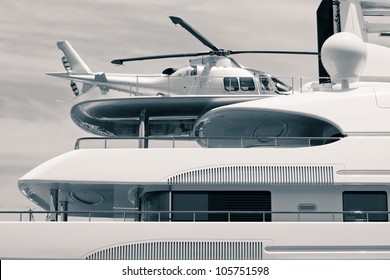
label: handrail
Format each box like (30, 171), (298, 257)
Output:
(1, 209), (388, 222)
(74, 136), (343, 149)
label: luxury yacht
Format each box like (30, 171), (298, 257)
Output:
(2, 0), (390, 259)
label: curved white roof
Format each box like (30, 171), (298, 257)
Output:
(197, 85), (390, 135)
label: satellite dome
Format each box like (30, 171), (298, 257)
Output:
(321, 32), (367, 87)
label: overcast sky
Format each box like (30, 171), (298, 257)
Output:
(1, 0), (385, 212)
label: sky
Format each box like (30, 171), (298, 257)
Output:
(0, 0), (386, 212)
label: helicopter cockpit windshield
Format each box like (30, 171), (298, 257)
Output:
(271, 77), (292, 93)
(259, 75), (292, 95)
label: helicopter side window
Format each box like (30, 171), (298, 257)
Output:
(260, 77), (271, 91)
(190, 66), (197, 76)
(223, 77), (239, 92)
(239, 77), (255, 91)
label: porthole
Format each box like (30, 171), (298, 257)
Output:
(70, 190), (104, 205)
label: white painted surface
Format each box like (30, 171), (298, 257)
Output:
(1, 222), (390, 259)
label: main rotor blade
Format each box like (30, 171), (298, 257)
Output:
(111, 51), (212, 65)
(229, 50), (319, 55)
(169, 16), (220, 52)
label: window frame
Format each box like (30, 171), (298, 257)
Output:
(259, 76), (272, 92)
(223, 77), (239, 92)
(190, 66), (197, 76)
(239, 77), (255, 91)
(342, 191), (388, 222)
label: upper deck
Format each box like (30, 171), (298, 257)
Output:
(69, 76), (322, 137)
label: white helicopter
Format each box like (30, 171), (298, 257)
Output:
(47, 16), (317, 99)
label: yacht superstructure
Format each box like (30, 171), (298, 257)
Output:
(2, 0), (390, 260)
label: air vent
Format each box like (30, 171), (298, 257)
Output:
(84, 241), (262, 260)
(167, 165), (334, 185)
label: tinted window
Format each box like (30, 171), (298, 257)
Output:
(172, 191), (271, 222)
(140, 191), (169, 221)
(260, 77), (272, 91)
(240, 77), (255, 91)
(190, 66), (197, 76)
(343, 191), (388, 222)
(223, 77), (239, 92)
(172, 192), (208, 221)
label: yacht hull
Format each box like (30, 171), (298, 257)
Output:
(1, 222), (390, 259)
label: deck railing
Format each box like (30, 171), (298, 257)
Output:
(1, 210), (388, 223)
(74, 136), (343, 149)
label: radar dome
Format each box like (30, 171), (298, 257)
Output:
(321, 32), (367, 86)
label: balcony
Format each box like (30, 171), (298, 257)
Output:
(74, 136), (343, 149)
(2, 210), (388, 223)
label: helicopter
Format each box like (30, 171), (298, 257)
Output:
(47, 16), (318, 99)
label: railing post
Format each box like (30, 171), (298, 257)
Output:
(123, 212), (126, 222)
(136, 76), (139, 94)
(60, 201), (68, 222)
(20, 212), (22, 222)
(89, 212), (92, 222)
(291, 77), (294, 94)
(228, 212), (231, 222)
(300, 77), (303, 93)
(168, 190), (172, 222)
(366, 212), (369, 222)
(167, 76), (170, 95)
(49, 189), (58, 222)
(104, 139), (107, 149)
(193, 212), (196, 222)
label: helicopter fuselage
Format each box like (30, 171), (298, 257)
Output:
(50, 63), (291, 97)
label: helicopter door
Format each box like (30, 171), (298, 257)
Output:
(184, 66), (198, 94)
(259, 76), (275, 94)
